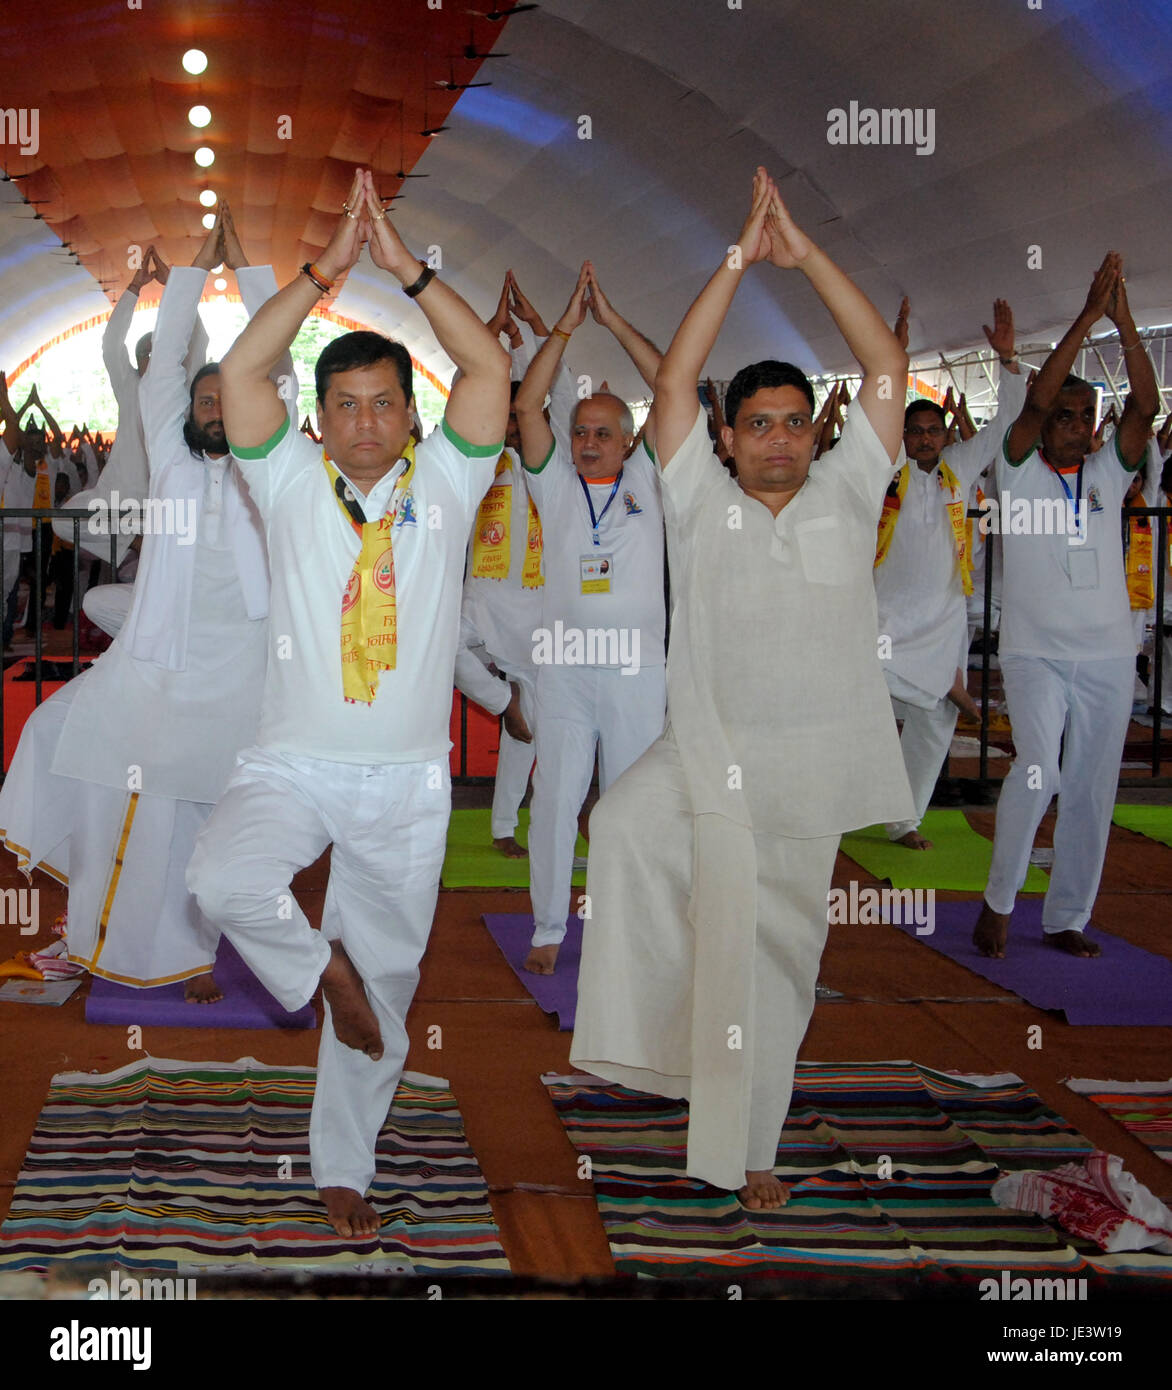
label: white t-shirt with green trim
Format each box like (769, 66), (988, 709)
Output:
(232, 415), (500, 764)
(995, 431), (1137, 661)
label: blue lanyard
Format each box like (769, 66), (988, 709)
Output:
(579, 470), (623, 546)
(1045, 456), (1084, 533)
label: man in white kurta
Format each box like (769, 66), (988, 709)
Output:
(0, 222), (273, 994)
(875, 306), (1027, 847)
(186, 169), (510, 1238)
(571, 169), (913, 1206)
(974, 254), (1158, 958)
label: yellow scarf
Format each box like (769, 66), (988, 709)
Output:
(470, 452), (543, 588)
(875, 459), (972, 597)
(33, 461), (51, 510)
(326, 442), (416, 705)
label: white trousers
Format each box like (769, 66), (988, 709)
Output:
(528, 663), (666, 947)
(886, 695), (958, 839)
(82, 582), (133, 639)
(187, 746), (450, 1196)
(453, 640), (537, 839)
(985, 655), (1133, 931)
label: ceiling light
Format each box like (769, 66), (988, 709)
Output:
(182, 50), (208, 75)
(214, 277), (227, 291)
(194, 147), (215, 168)
(199, 189), (217, 207)
(202, 213), (216, 229)
(188, 105), (212, 129)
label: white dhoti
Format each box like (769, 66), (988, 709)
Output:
(984, 655), (1133, 932)
(0, 676), (218, 983)
(187, 747), (450, 1196)
(453, 633), (537, 841)
(528, 662), (666, 948)
(572, 734), (839, 1172)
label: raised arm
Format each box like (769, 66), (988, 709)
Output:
(222, 172), (369, 451)
(1005, 254), (1118, 464)
(764, 185), (907, 460)
(103, 259), (151, 390)
(31, 388), (65, 458)
(654, 171), (776, 468)
(364, 172), (508, 447)
(515, 263), (590, 471)
(1107, 275), (1159, 468)
(138, 216), (220, 455)
(586, 264), (662, 393)
(0, 372), (20, 455)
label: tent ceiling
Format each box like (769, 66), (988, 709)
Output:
(2, 0), (1170, 401)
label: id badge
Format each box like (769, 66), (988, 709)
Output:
(1068, 547), (1099, 590)
(581, 552), (613, 594)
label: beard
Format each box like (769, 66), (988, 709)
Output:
(185, 416), (226, 456)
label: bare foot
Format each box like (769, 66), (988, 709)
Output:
(320, 1186), (379, 1239)
(320, 940), (383, 1059)
(895, 830), (933, 850)
(184, 971), (222, 1003)
(738, 1170), (788, 1211)
(503, 682), (532, 743)
(973, 902), (1010, 959)
(493, 835), (528, 859)
(523, 944), (559, 975)
(1044, 929), (1101, 958)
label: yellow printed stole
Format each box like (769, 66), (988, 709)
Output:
(325, 442), (416, 705)
(875, 460), (972, 597)
(470, 451), (543, 588)
(33, 460), (51, 510)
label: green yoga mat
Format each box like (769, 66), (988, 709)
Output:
(1112, 803), (1172, 849)
(840, 809), (1049, 892)
(441, 808), (588, 889)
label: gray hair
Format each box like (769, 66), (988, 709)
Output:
(570, 392), (635, 439)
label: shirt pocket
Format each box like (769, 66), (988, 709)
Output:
(794, 514), (846, 585)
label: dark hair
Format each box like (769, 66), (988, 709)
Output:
(183, 362), (222, 455)
(724, 360), (815, 429)
(1060, 373), (1094, 394)
(315, 331), (412, 405)
(509, 379), (521, 402)
(904, 398), (947, 428)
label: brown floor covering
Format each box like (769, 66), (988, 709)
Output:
(0, 806), (1170, 1280)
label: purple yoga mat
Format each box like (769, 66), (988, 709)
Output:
(898, 899), (1172, 1025)
(85, 937), (317, 1030)
(482, 914), (580, 1030)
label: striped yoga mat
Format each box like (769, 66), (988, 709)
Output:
(0, 1056), (508, 1275)
(1065, 1079), (1172, 1166)
(547, 1062), (1172, 1287)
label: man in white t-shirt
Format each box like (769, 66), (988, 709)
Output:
(571, 168), (912, 1210)
(514, 262), (666, 974)
(187, 169), (510, 1240)
(874, 299), (1026, 848)
(974, 254), (1158, 959)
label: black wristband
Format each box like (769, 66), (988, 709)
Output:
(403, 263), (436, 299)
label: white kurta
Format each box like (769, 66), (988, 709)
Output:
(572, 403), (914, 1191)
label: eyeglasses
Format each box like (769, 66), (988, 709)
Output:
(905, 425), (946, 438)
